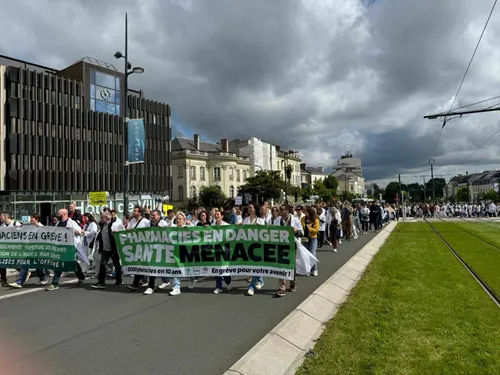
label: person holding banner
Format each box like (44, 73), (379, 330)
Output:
(243, 204), (266, 296)
(212, 209), (232, 294)
(275, 205), (303, 297)
(8, 214), (48, 288)
(142, 210), (171, 295)
(169, 212), (195, 296)
(0, 212), (23, 287)
(46, 209), (86, 291)
(91, 212), (123, 290)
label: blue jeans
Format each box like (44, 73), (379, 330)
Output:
(16, 268), (46, 285)
(307, 238), (318, 272)
(216, 276), (232, 289)
(248, 276), (264, 290)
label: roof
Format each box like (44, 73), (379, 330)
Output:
(301, 164), (327, 175)
(172, 137), (223, 153)
(336, 157), (362, 167)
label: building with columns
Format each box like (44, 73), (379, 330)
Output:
(171, 135), (251, 206)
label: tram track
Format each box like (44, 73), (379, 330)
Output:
(437, 217), (500, 252)
(424, 217), (500, 308)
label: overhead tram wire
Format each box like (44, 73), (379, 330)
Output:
(426, 0), (497, 162)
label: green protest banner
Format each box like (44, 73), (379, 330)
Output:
(114, 225), (296, 280)
(0, 227), (76, 271)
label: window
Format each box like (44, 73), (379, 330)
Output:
(95, 71), (117, 89)
(213, 167), (221, 181)
(178, 186), (184, 201)
(229, 186), (235, 199)
(177, 165), (184, 178)
(237, 169), (240, 182)
(190, 166), (196, 180)
(243, 170), (247, 181)
(200, 167), (206, 181)
(190, 185), (197, 199)
(229, 167), (234, 180)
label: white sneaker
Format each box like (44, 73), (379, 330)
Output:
(36, 280), (48, 285)
(213, 288), (223, 294)
(9, 282), (22, 289)
(339, 240), (342, 245)
(158, 282), (170, 289)
(312, 270), (318, 277)
(333, 248), (338, 252)
(226, 282), (233, 291)
(169, 288), (181, 296)
(188, 279), (197, 289)
(354, 236), (358, 239)
(255, 282), (264, 290)
(25, 271), (32, 282)
(247, 288), (254, 296)
(144, 288), (154, 295)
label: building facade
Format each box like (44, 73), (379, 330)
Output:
(228, 137), (302, 186)
(0, 55), (172, 223)
(171, 135), (251, 206)
(470, 171), (500, 202)
(332, 153), (365, 196)
(300, 163), (327, 188)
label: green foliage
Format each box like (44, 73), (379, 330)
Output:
(198, 185), (226, 208)
(425, 178), (446, 198)
(322, 175), (339, 192)
(456, 186), (470, 203)
(238, 170), (285, 202)
(383, 181), (400, 202)
(313, 179), (335, 202)
(483, 189), (499, 201)
(300, 185), (314, 201)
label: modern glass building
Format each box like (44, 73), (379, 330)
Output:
(0, 55), (172, 224)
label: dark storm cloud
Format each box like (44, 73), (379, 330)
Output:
(1, 0), (500, 185)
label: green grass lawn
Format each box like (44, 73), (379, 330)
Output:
(297, 223), (500, 375)
(433, 222), (500, 299)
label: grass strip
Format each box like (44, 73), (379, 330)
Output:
(432, 222), (500, 299)
(297, 223), (500, 375)
(451, 222), (500, 249)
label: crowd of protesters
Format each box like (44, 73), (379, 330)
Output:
(0, 199), (393, 298)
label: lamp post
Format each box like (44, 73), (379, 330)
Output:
(428, 159), (435, 202)
(114, 12), (144, 215)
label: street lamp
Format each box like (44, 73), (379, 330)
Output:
(114, 12), (145, 216)
(428, 159), (435, 202)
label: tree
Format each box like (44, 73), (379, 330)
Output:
(425, 178), (446, 198)
(313, 180), (334, 202)
(238, 170), (285, 203)
(368, 183), (384, 199)
(300, 185), (314, 201)
(455, 186), (470, 203)
(383, 181), (400, 202)
(322, 175), (339, 193)
(199, 186), (226, 208)
(483, 189), (499, 201)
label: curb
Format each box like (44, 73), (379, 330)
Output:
(224, 222), (398, 375)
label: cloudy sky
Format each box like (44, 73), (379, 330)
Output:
(1, 0), (500, 186)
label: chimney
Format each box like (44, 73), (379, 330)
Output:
(318, 166), (324, 173)
(300, 163), (306, 169)
(194, 134), (200, 150)
(221, 138), (229, 153)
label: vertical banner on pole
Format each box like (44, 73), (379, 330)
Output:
(127, 118), (145, 164)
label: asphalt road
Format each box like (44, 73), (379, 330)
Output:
(0, 233), (375, 375)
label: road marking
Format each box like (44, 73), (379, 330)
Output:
(0, 278), (78, 301)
